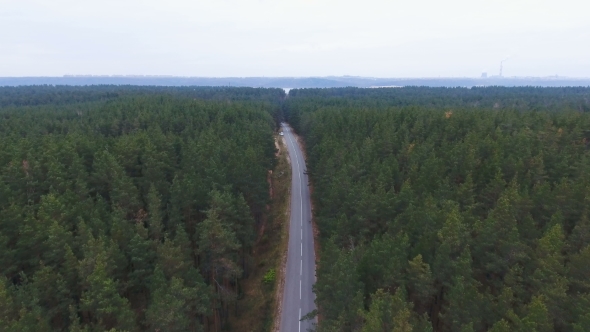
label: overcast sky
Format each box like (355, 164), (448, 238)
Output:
(1, 0), (589, 77)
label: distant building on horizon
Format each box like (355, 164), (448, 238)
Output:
(481, 72), (488, 78)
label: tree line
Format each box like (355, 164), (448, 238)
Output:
(285, 86), (590, 332)
(0, 86), (284, 331)
(0, 85), (285, 108)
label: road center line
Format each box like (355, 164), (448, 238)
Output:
(300, 259), (302, 275)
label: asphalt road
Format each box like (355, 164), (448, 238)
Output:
(280, 123), (317, 332)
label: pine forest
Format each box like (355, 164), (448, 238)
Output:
(0, 86), (283, 331)
(285, 87), (590, 332)
(2, 85), (590, 332)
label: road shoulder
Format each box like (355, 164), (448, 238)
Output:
(227, 133), (292, 332)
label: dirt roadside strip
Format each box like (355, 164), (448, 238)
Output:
(272, 134), (292, 332)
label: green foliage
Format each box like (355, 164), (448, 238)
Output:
(262, 268), (276, 285)
(0, 86), (280, 331)
(359, 288), (413, 332)
(286, 87), (590, 331)
(4, 84), (590, 331)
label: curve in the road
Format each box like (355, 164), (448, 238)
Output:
(280, 123), (317, 332)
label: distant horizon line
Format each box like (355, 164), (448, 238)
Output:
(0, 75), (589, 80)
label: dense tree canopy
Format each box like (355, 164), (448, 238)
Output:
(4, 85), (590, 332)
(285, 86), (590, 332)
(0, 86), (283, 331)
(0, 85), (285, 108)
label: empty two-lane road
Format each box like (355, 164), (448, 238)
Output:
(280, 123), (317, 332)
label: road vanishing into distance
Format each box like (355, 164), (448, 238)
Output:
(280, 123), (317, 332)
